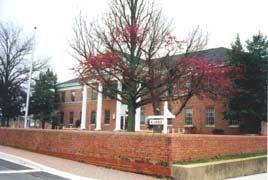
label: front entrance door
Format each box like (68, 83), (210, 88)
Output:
(120, 116), (128, 130)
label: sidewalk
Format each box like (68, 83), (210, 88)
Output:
(0, 145), (159, 180)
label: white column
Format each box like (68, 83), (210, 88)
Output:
(114, 81), (122, 131)
(163, 101), (168, 134)
(135, 104), (141, 131)
(135, 84), (141, 132)
(81, 85), (87, 130)
(95, 83), (103, 131)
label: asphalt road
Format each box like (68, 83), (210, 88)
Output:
(0, 151), (266, 180)
(0, 159), (69, 180)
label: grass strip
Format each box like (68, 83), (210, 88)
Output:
(175, 152), (267, 165)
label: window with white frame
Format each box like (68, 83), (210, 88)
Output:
(230, 119), (239, 126)
(69, 112), (74, 124)
(140, 109), (146, 124)
(91, 89), (97, 100)
(185, 81), (191, 94)
(60, 112), (64, 124)
(104, 110), (110, 124)
(90, 111), (96, 124)
(59, 92), (65, 102)
(184, 108), (193, 125)
(206, 107), (215, 125)
(71, 91), (76, 102)
(168, 118), (172, 125)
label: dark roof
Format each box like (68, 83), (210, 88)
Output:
(191, 47), (230, 61)
(58, 47), (230, 86)
(57, 78), (80, 86)
(169, 47), (230, 62)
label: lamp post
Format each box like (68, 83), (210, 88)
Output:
(24, 26), (37, 128)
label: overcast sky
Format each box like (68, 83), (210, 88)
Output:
(1, 0), (267, 82)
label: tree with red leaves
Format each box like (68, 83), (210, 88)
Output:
(70, 0), (236, 132)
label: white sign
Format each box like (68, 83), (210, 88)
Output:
(149, 119), (164, 125)
(146, 101), (175, 134)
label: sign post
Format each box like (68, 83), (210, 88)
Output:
(147, 101), (175, 134)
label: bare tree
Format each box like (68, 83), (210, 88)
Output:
(0, 22), (45, 126)
(184, 26), (209, 55)
(69, 12), (102, 62)
(70, 0), (182, 131)
(70, 0), (233, 131)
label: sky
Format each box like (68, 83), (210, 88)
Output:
(1, 0), (268, 82)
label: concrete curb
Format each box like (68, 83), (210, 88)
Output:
(171, 156), (267, 180)
(0, 152), (99, 180)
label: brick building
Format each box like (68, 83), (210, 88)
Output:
(57, 47), (241, 134)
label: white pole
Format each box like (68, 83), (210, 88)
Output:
(95, 83), (102, 131)
(24, 26), (37, 128)
(80, 85), (87, 130)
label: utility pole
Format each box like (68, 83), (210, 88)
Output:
(24, 26), (37, 128)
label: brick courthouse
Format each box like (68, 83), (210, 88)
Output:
(57, 47), (240, 134)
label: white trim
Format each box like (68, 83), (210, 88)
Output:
(57, 79), (97, 91)
(229, 125), (240, 128)
(57, 86), (82, 91)
(184, 125), (194, 127)
(58, 82), (80, 88)
(205, 125), (215, 128)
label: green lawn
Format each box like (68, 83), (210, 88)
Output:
(175, 152), (267, 165)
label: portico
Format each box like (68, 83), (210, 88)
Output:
(80, 81), (141, 131)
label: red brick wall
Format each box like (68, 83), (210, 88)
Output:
(0, 128), (266, 176)
(0, 128), (170, 176)
(169, 134), (267, 162)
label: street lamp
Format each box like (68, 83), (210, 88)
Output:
(24, 26), (37, 128)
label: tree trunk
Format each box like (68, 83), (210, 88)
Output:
(6, 117), (10, 127)
(41, 120), (45, 129)
(127, 101), (136, 132)
(152, 99), (161, 115)
(152, 98), (162, 132)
